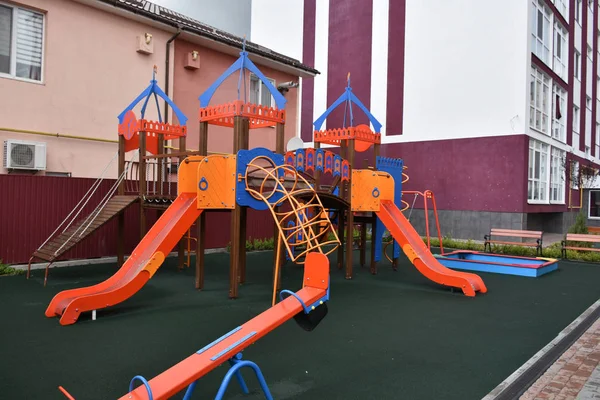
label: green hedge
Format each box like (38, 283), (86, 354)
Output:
(0, 260), (24, 276)
(426, 237), (600, 263)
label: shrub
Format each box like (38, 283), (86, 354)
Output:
(0, 260), (24, 276)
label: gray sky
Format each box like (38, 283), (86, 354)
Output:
(151, 0), (252, 38)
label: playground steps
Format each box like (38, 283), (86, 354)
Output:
(33, 195), (139, 262)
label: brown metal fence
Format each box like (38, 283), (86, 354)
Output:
(0, 174), (273, 264)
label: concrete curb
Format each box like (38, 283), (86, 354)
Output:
(10, 248), (228, 271)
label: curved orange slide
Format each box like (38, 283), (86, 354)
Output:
(45, 193), (202, 325)
(377, 200), (486, 296)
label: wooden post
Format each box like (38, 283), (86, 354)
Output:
(345, 139), (355, 279)
(371, 142), (380, 274)
(272, 122), (285, 288)
(196, 121), (208, 290)
(117, 135), (126, 266)
(238, 118), (249, 285)
(178, 136), (187, 270)
(229, 116), (248, 298)
(139, 130), (147, 240)
(336, 140), (347, 269)
(157, 135), (164, 196)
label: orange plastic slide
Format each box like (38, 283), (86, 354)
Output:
(45, 193), (202, 325)
(377, 200), (486, 296)
(117, 252), (330, 400)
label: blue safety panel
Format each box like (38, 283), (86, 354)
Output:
(236, 148), (284, 210)
(295, 149), (305, 172)
(210, 331), (258, 361)
(374, 157), (404, 262)
(197, 326), (242, 355)
(315, 149), (325, 172)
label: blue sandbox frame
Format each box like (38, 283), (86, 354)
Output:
(435, 251), (559, 277)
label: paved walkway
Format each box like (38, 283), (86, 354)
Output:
(520, 318), (600, 400)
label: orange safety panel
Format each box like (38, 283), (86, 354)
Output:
(196, 155), (237, 209)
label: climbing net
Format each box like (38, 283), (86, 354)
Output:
(244, 156), (340, 264)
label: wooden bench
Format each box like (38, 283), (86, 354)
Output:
(561, 233), (600, 258)
(484, 228), (543, 256)
(587, 226), (600, 234)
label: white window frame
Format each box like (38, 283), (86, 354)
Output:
(530, 66), (551, 135)
(573, 105), (581, 147)
(0, 2), (45, 84)
(575, 51), (581, 80)
(553, 23), (568, 80)
(576, 0), (582, 23)
(595, 123), (600, 158)
(249, 73), (276, 108)
(589, 190), (600, 219)
(552, 84), (567, 142)
(550, 147), (565, 204)
(552, 0), (569, 19)
(531, 0), (552, 65)
(528, 138), (551, 203)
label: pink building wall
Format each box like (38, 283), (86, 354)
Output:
(172, 39), (300, 154)
(0, 0), (173, 178)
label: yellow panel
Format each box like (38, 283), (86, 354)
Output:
(351, 169), (381, 212)
(196, 154), (237, 209)
(178, 156), (205, 194)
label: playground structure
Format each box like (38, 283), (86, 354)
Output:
(40, 41), (492, 328)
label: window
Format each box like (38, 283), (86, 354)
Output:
(528, 139), (550, 201)
(531, 0), (551, 64)
(576, 0), (582, 23)
(249, 74), (275, 107)
(587, 95), (593, 111)
(530, 67), (551, 134)
(575, 51), (581, 80)
(573, 105), (581, 146)
(588, 45), (594, 62)
(0, 4), (43, 81)
(552, 0), (568, 18)
(554, 24), (568, 79)
(550, 148), (565, 203)
(552, 84), (567, 142)
(589, 190), (600, 218)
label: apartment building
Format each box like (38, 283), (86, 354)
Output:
(291, 0), (600, 238)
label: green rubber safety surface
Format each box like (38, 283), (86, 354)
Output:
(1, 251), (600, 400)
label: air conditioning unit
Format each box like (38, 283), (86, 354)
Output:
(3, 140), (47, 170)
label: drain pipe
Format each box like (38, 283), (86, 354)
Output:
(164, 27), (181, 123)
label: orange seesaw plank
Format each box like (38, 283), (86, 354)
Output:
(377, 200), (486, 296)
(45, 193), (202, 325)
(120, 252), (330, 400)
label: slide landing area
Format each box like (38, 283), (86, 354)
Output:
(45, 193), (202, 325)
(377, 200), (486, 296)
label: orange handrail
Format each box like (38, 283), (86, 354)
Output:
(402, 190), (444, 254)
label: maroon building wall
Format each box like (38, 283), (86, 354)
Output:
(0, 175), (273, 264)
(326, 0), (373, 129)
(381, 135), (530, 213)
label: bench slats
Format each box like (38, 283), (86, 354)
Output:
(563, 246), (600, 252)
(487, 240), (539, 247)
(564, 234), (600, 243)
(489, 229), (543, 238)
